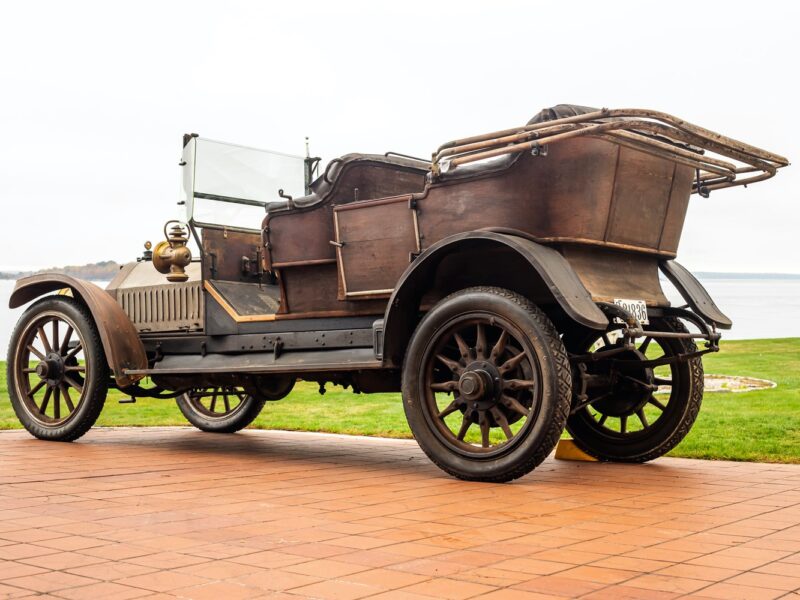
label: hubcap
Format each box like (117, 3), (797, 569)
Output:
(458, 367), (493, 402)
(36, 352), (66, 386)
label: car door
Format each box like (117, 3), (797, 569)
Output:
(333, 194), (420, 300)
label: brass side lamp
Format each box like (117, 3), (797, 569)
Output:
(152, 221), (192, 282)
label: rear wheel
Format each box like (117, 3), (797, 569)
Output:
(566, 317), (703, 462)
(402, 287), (571, 482)
(7, 296), (108, 441)
(177, 386), (267, 433)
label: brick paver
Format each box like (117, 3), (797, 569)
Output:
(0, 427), (799, 599)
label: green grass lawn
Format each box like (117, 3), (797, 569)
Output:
(1, 338), (798, 463)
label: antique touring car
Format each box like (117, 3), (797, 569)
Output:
(7, 105), (788, 481)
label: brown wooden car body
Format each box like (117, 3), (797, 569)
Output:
(10, 105), (787, 393)
(7, 104), (789, 478)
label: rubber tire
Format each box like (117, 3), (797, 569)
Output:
(566, 317), (704, 462)
(176, 392), (267, 433)
(402, 286), (572, 482)
(7, 296), (108, 442)
(253, 376), (295, 401)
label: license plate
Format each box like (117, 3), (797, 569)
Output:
(613, 298), (649, 325)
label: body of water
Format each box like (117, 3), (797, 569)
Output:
(1, 276), (798, 355)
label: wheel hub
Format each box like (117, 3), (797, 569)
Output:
(588, 348), (655, 417)
(458, 369), (492, 402)
(36, 353), (65, 386)
(458, 361), (503, 412)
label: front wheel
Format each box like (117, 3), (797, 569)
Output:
(7, 296), (109, 441)
(176, 386), (267, 433)
(402, 287), (571, 482)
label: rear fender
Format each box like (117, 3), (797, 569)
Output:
(9, 274), (147, 386)
(381, 231), (608, 365)
(659, 260), (732, 329)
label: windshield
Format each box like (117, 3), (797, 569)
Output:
(181, 137), (305, 230)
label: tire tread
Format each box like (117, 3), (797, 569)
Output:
(406, 286), (571, 483)
(176, 393), (267, 434)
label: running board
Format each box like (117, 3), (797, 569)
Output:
(124, 348), (383, 376)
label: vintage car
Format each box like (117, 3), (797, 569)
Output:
(6, 105), (788, 481)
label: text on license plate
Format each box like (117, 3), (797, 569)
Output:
(613, 298), (649, 325)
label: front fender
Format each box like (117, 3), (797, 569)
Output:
(9, 274), (147, 386)
(381, 231), (608, 365)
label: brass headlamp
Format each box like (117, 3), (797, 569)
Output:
(152, 221), (192, 282)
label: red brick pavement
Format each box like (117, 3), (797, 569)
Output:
(0, 427), (799, 599)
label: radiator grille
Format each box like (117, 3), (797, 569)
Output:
(117, 282), (204, 332)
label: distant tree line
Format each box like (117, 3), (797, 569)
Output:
(0, 261), (122, 281)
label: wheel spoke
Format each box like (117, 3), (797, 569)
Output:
(52, 320), (59, 356)
(490, 406), (514, 440)
(435, 354), (463, 375)
(430, 380), (458, 393)
(53, 386), (61, 420)
(499, 351), (527, 374)
(61, 383), (75, 412)
(620, 373), (656, 389)
(456, 412), (472, 441)
(65, 343), (83, 361)
(59, 326), (73, 355)
(648, 396), (667, 411)
(587, 391), (611, 406)
(597, 413), (608, 426)
(437, 398), (462, 419)
(503, 378), (535, 391)
(475, 323), (487, 360)
(27, 379), (46, 399)
(452, 333), (470, 362)
(489, 330), (508, 362)
(654, 377), (672, 386)
(500, 394), (529, 417)
(223, 393), (231, 412)
(478, 411), (490, 448)
(27, 344), (46, 361)
(209, 391), (217, 412)
(636, 408), (649, 428)
(619, 415), (627, 434)
(601, 333), (611, 347)
(65, 365), (85, 372)
(39, 386), (52, 414)
(37, 326), (52, 354)
(639, 336), (653, 354)
(63, 375), (83, 394)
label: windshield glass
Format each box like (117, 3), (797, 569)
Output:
(181, 137), (305, 230)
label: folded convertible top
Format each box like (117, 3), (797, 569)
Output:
(434, 105), (789, 194)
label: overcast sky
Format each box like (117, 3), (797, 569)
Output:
(1, 0), (797, 273)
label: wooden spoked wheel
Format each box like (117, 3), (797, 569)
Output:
(423, 318), (541, 456)
(176, 386), (267, 433)
(183, 387), (249, 418)
(566, 317), (704, 462)
(7, 296), (108, 441)
(13, 312), (88, 425)
(402, 287), (571, 482)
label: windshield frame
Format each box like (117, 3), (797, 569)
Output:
(180, 136), (306, 233)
